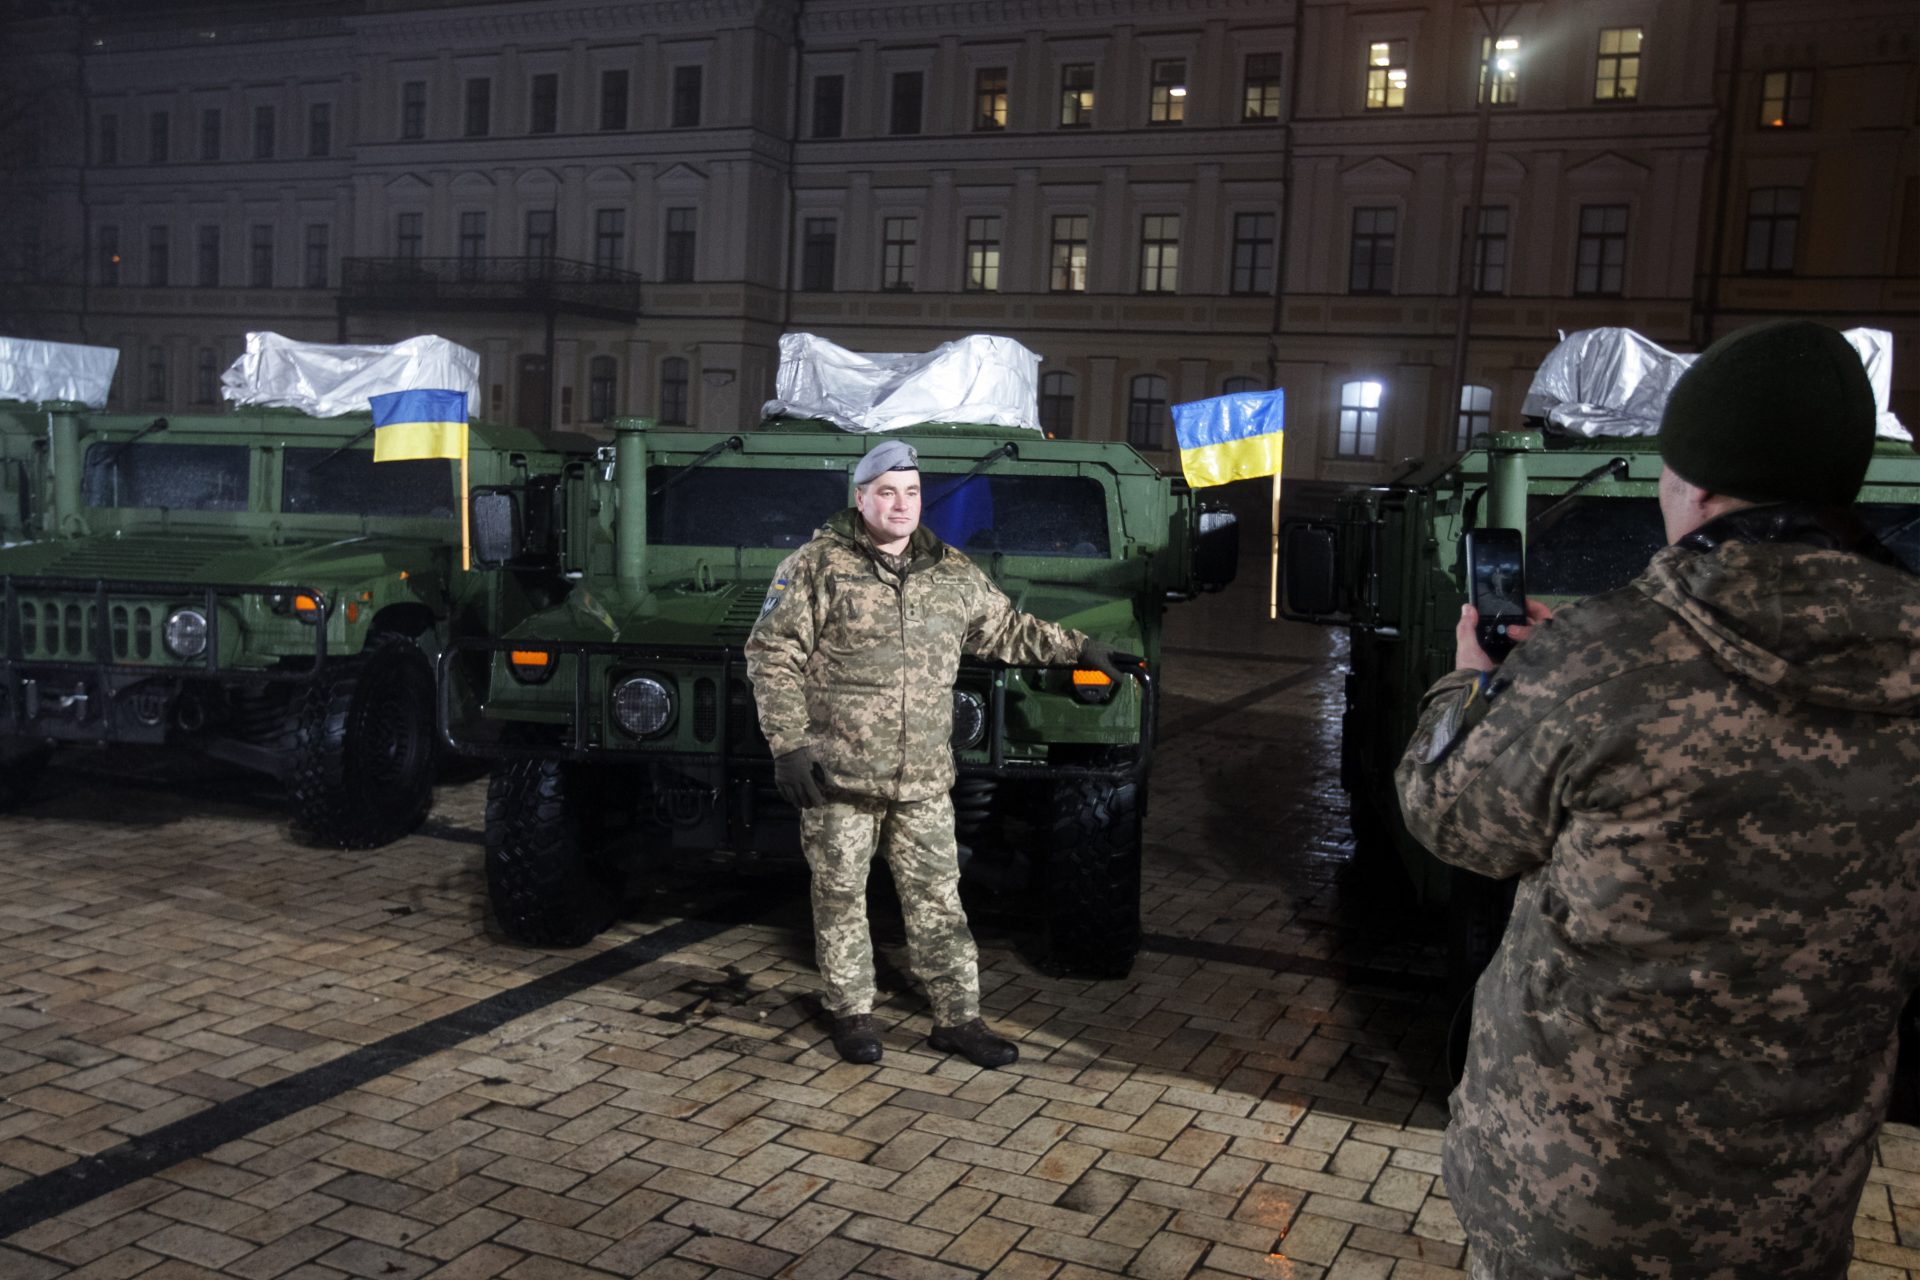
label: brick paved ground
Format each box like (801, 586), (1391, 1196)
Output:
(0, 597), (1913, 1279)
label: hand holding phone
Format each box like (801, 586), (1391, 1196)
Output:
(1463, 528), (1528, 663)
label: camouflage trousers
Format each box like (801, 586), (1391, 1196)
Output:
(799, 792), (980, 1025)
(1467, 1247), (1591, 1280)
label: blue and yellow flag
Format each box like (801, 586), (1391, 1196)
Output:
(1170, 388), (1283, 488)
(369, 388), (468, 463)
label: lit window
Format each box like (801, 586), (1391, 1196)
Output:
(1337, 380), (1382, 457)
(1051, 215), (1089, 293)
(881, 217), (917, 291)
(1758, 69), (1812, 129)
(1242, 53), (1281, 122)
(1366, 41), (1408, 110)
(1139, 215), (1179, 293)
(964, 216), (1001, 292)
(1594, 28), (1642, 102)
(1149, 59), (1187, 125)
(975, 67), (1008, 130)
(1479, 35), (1520, 106)
(1060, 64), (1094, 127)
(1457, 385), (1493, 448)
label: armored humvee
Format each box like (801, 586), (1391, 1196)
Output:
(441, 416), (1237, 977)
(0, 400), (594, 845)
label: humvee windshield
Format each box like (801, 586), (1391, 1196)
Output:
(647, 467), (845, 547)
(282, 448), (456, 518)
(83, 442), (250, 511)
(923, 474), (1109, 558)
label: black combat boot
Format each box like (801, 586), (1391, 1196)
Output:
(929, 1018), (1018, 1068)
(829, 1014), (882, 1064)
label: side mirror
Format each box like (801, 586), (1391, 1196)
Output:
(1192, 501), (1239, 593)
(470, 489), (521, 568)
(1281, 521), (1344, 621)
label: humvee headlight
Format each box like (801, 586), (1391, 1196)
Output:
(612, 676), (673, 737)
(507, 648), (557, 684)
(1071, 667), (1116, 705)
(164, 608), (209, 659)
(951, 690), (986, 750)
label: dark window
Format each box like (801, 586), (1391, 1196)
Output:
(964, 216), (1001, 292)
(304, 223), (329, 288)
(84, 442), (252, 511)
(1060, 64), (1094, 127)
(146, 225), (169, 286)
(195, 348), (218, 405)
(801, 218), (837, 291)
(659, 356), (689, 424)
(98, 225), (120, 286)
(253, 105), (275, 158)
(599, 69), (629, 130)
(594, 208), (625, 273)
(1231, 211), (1275, 294)
(1149, 59), (1187, 124)
(308, 102), (331, 156)
(1039, 371), (1075, 437)
(144, 347), (168, 403)
(1575, 203), (1627, 295)
(1457, 384), (1493, 448)
(671, 66), (703, 127)
(458, 212), (486, 276)
(588, 356), (617, 422)
(1337, 380), (1382, 456)
(1051, 215), (1088, 292)
(1128, 374), (1169, 449)
(395, 212), (423, 259)
(890, 71), (923, 135)
(645, 466), (844, 548)
(1595, 28), (1642, 101)
(464, 78), (491, 137)
(1348, 207), (1396, 294)
(200, 108), (221, 160)
(249, 223), (273, 288)
(283, 448), (454, 518)
(975, 67), (1008, 130)
(663, 207), (696, 282)
(1367, 40), (1408, 109)
(401, 81), (426, 139)
(1243, 53), (1282, 121)
(1222, 376), (1262, 394)
(1759, 69), (1813, 128)
(1479, 36), (1520, 106)
(149, 110), (170, 162)
(921, 474), (1110, 557)
(196, 225), (220, 288)
(99, 113), (118, 164)
(1525, 495), (1666, 595)
(1744, 187), (1800, 274)
(1139, 214), (1179, 293)
(525, 209), (555, 262)
(812, 75), (844, 138)
(881, 216), (917, 291)
(1469, 206), (1508, 294)
(529, 73), (558, 134)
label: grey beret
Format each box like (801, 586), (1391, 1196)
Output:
(852, 438), (919, 486)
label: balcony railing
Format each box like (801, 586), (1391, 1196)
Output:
(339, 256), (643, 320)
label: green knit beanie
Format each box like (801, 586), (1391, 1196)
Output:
(1659, 319), (1876, 505)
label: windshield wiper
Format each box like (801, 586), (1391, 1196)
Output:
(303, 426), (376, 470)
(96, 416), (169, 465)
(925, 441), (1018, 513)
(650, 435), (743, 498)
(1528, 457), (1630, 534)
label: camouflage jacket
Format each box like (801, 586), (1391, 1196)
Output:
(1396, 511), (1920, 1279)
(746, 508), (1086, 802)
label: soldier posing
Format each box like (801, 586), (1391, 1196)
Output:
(1396, 320), (1920, 1279)
(747, 438), (1131, 1066)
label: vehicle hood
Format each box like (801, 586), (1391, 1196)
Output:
(2, 533), (444, 588)
(1637, 539), (1920, 715)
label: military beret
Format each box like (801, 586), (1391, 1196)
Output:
(852, 438), (919, 487)
(1660, 320), (1876, 506)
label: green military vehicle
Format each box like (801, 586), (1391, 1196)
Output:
(441, 416), (1237, 977)
(1281, 327), (1920, 1112)
(0, 399), (595, 845)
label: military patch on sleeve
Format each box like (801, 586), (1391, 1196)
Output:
(1418, 674), (1499, 764)
(759, 577), (789, 618)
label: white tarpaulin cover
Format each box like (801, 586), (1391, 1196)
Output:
(0, 337), (119, 409)
(762, 332), (1043, 433)
(220, 331), (482, 419)
(1525, 326), (1910, 443)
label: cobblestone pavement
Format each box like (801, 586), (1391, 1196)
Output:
(0, 598), (1914, 1279)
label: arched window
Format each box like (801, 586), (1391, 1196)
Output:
(588, 355), (618, 423)
(1127, 374), (1169, 449)
(659, 356), (689, 425)
(1221, 375), (1262, 395)
(1039, 371), (1075, 437)
(194, 347), (218, 404)
(1337, 379), (1383, 457)
(1456, 384), (1493, 448)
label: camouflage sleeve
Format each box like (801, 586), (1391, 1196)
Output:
(1393, 648), (1592, 881)
(743, 547), (820, 757)
(958, 560), (1086, 667)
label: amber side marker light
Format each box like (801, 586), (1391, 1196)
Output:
(1071, 667), (1117, 705)
(508, 649), (557, 684)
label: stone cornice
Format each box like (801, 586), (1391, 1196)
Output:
(355, 0), (780, 43)
(799, 0), (1286, 37)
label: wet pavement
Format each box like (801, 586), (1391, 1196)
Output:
(0, 581), (1913, 1279)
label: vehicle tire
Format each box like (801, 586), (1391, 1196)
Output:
(289, 631), (436, 849)
(484, 757), (617, 947)
(0, 741), (50, 812)
(1040, 776), (1142, 980)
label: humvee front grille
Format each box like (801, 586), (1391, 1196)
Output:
(17, 598), (163, 661)
(693, 677), (718, 743)
(722, 589), (765, 632)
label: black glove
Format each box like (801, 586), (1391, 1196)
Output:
(773, 745), (827, 809)
(1079, 638), (1144, 684)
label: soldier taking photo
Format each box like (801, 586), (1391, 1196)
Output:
(1396, 320), (1919, 1279)
(746, 438), (1134, 1067)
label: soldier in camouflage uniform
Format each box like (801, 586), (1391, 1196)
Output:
(1396, 320), (1920, 1280)
(747, 438), (1130, 1066)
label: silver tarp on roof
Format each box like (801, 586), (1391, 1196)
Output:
(220, 331), (481, 418)
(0, 337), (119, 409)
(762, 332), (1043, 434)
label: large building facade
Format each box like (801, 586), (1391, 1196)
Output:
(3, 0), (1915, 507)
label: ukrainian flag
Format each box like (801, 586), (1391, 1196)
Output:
(1171, 388), (1283, 488)
(369, 388), (468, 463)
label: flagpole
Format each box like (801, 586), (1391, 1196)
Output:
(460, 447), (471, 571)
(1268, 470), (1281, 621)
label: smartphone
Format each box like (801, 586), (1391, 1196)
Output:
(1463, 528), (1528, 661)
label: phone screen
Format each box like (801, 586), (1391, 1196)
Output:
(1464, 528), (1527, 659)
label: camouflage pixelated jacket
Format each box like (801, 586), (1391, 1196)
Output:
(1396, 509), (1920, 1280)
(746, 508), (1086, 802)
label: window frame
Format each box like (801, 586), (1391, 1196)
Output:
(248, 222), (273, 289)
(801, 217), (838, 291)
(1336, 379), (1383, 458)
(889, 70), (925, 136)
(671, 65), (703, 128)
(1050, 214), (1090, 293)
(1758, 68), (1813, 129)
(1348, 206), (1397, 295)
(599, 70), (629, 131)
(811, 74), (845, 139)
(593, 208), (626, 274)
(662, 207), (697, 283)
(149, 110), (170, 163)
(1149, 59), (1188, 125)
(253, 104), (276, 159)
(974, 66), (1009, 130)
(1593, 27), (1643, 102)
(464, 77), (492, 137)
(881, 216), (918, 292)
(1127, 374), (1170, 450)
(1138, 213), (1180, 294)
(1059, 63), (1095, 127)
(1467, 205), (1509, 296)
(307, 102), (331, 156)
(196, 224), (221, 289)
(199, 107), (221, 161)
(395, 212), (423, 260)
(658, 356), (690, 425)
(588, 355), (618, 423)
(1230, 211), (1276, 295)
(1574, 203), (1628, 296)
(528, 73), (559, 134)
(1478, 35), (1520, 107)
(1242, 52), (1282, 122)
(1456, 384), (1493, 449)
(963, 215), (1002, 292)
(1742, 186), (1801, 275)
(146, 224), (170, 287)
(304, 222), (329, 289)
(1366, 40), (1408, 110)
(1040, 370), (1076, 438)
(401, 81), (427, 139)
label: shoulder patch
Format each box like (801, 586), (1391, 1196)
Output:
(759, 577), (789, 618)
